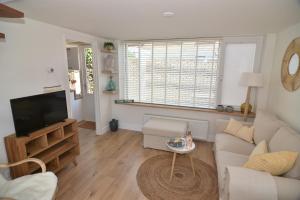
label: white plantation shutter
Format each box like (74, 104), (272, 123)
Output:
(120, 38), (222, 109)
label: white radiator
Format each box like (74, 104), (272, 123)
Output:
(143, 114), (208, 141)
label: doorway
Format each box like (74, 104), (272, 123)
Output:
(65, 40), (96, 130)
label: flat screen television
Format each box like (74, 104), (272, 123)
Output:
(10, 90), (68, 137)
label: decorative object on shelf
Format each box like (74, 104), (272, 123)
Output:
(216, 105), (224, 112)
(105, 76), (116, 91)
(103, 54), (115, 72)
(109, 119), (118, 132)
(114, 99), (134, 104)
(225, 105), (234, 113)
(239, 72), (263, 121)
(103, 42), (115, 51)
(185, 131), (193, 149)
(281, 37), (300, 92)
(240, 103), (252, 114)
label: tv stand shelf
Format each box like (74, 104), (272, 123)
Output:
(5, 119), (80, 178)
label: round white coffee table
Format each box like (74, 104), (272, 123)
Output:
(167, 141), (196, 181)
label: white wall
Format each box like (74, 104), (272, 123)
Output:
(70, 92), (83, 121)
(267, 22), (300, 132)
(0, 18), (109, 172)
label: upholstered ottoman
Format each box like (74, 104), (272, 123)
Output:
(142, 118), (188, 151)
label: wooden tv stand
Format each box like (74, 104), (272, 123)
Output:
(4, 119), (80, 178)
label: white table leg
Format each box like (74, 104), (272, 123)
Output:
(189, 155), (195, 176)
(170, 152), (177, 181)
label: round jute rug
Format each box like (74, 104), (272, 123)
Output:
(136, 154), (218, 200)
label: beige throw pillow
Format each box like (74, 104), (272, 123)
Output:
(244, 151), (298, 176)
(224, 118), (254, 143)
(249, 140), (268, 159)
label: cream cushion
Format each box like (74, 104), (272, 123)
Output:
(224, 118), (254, 143)
(224, 118), (243, 135)
(244, 151), (298, 176)
(253, 111), (286, 144)
(143, 118), (187, 137)
(269, 127), (300, 180)
(249, 140), (268, 159)
(215, 133), (255, 156)
(0, 172), (57, 200)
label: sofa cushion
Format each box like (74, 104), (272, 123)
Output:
(253, 111), (286, 144)
(224, 118), (254, 143)
(215, 151), (248, 193)
(269, 127), (300, 179)
(142, 118), (187, 137)
(243, 151), (298, 176)
(249, 140), (268, 159)
(215, 133), (255, 156)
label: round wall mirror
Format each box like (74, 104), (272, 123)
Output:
(281, 37), (300, 91)
(288, 53), (299, 75)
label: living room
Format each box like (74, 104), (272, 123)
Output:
(0, 1), (300, 200)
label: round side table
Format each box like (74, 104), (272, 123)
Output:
(166, 141), (196, 181)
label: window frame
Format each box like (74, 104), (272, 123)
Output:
(120, 38), (223, 109)
(217, 36), (263, 109)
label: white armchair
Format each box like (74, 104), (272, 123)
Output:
(0, 158), (57, 200)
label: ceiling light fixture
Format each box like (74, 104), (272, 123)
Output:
(162, 11), (175, 17)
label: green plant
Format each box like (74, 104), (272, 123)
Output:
(104, 42), (115, 50)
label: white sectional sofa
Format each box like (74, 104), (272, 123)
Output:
(214, 111), (300, 200)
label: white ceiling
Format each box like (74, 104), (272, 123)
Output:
(5, 0), (300, 40)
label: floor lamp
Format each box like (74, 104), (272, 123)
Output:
(239, 72), (263, 121)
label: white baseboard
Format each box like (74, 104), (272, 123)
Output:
(119, 122), (142, 132)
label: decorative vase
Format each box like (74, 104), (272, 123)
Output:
(185, 131), (193, 149)
(240, 103), (252, 114)
(109, 119), (118, 132)
(105, 76), (116, 91)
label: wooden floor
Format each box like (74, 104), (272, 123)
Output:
(56, 128), (216, 200)
(78, 121), (96, 130)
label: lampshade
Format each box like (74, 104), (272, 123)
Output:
(239, 72), (263, 87)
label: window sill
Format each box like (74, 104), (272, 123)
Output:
(114, 102), (256, 118)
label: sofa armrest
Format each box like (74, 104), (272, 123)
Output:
(215, 119), (253, 134)
(273, 176), (300, 200)
(223, 166), (277, 200)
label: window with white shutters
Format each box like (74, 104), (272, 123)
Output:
(119, 39), (222, 109)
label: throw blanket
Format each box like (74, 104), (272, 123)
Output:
(223, 166), (277, 200)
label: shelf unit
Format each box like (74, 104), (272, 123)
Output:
(103, 90), (117, 94)
(5, 119), (80, 178)
(0, 4), (24, 39)
(101, 49), (117, 54)
(101, 45), (118, 95)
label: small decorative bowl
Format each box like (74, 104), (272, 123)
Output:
(216, 105), (224, 112)
(225, 106), (234, 113)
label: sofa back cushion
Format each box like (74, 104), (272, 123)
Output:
(253, 111), (286, 144)
(269, 127), (300, 179)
